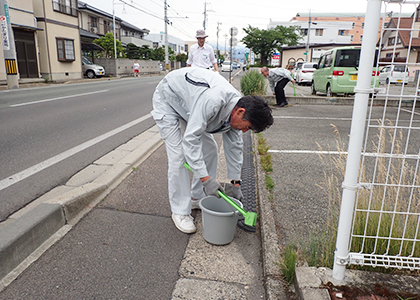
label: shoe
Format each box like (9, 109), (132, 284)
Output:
(171, 213), (196, 233)
(278, 102), (288, 107)
(191, 198), (201, 210)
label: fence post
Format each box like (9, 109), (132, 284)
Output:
(332, 0), (382, 280)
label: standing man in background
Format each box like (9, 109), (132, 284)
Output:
(133, 60), (140, 77)
(261, 65), (295, 107)
(187, 29), (219, 72)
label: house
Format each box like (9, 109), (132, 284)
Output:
(379, 14), (420, 81)
(120, 21), (152, 48)
(0, 0), (81, 82)
(269, 19), (354, 66)
(34, 0), (81, 81)
(147, 33), (185, 54)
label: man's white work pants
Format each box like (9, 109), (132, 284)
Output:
(152, 94), (218, 215)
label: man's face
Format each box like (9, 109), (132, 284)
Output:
(230, 107), (252, 133)
(261, 68), (269, 77)
(197, 37), (205, 47)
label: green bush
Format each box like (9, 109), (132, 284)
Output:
(240, 70), (266, 96)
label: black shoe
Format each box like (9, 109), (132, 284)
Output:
(278, 102), (288, 107)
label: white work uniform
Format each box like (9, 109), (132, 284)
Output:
(151, 68), (243, 215)
(187, 43), (217, 69)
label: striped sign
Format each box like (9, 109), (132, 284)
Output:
(5, 59), (17, 75)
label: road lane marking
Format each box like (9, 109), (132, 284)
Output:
(274, 116), (352, 121)
(0, 114), (152, 191)
(268, 150), (347, 155)
(9, 90), (109, 107)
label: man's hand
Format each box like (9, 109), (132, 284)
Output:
(202, 177), (225, 198)
(232, 185), (243, 201)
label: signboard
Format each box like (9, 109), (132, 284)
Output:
(272, 52), (279, 66)
(0, 15), (10, 50)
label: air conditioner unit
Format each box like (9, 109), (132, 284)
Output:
(90, 27), (98, 34)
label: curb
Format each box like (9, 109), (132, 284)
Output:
(253, 132), (289, 299)
(0, 125), (163, 289)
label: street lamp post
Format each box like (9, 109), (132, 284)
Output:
(305, 9), (314, 62)
(113, 0), (117, 59)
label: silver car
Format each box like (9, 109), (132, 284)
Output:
(82, 56), (105, 78)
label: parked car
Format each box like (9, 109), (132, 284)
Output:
(311, 46), (379, 97)
(82, 56), (105, 78)
(378, 64), (409, 84)
(233, 61), (238, 69)
(295, 62), (318, 85)
(221, 61), (232, 72)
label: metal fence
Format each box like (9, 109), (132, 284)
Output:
(333, 0), (420, 280)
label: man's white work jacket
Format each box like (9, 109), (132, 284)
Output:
(151, 68), (243, 180)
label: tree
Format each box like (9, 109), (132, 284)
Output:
(150, 46), (174, 62)
(93, 32), (125, 58)
(125, 43), (140, 59)
(138, 45), (152, 60)
(176, 53), (187, 63)
(241, 25), (301, 65)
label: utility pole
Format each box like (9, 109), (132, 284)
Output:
(164, 0), (169, 72)
(0, 0), (19, 89)
(224, 34), (228, 61)
(203, 2), (206, 30)
(202, 2), (213, 31)
(216, 22), (221, 65)
(305, 9), (312, 62)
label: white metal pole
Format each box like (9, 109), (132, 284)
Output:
(113, 0), (117, 59)
(332, 0), (382, 281)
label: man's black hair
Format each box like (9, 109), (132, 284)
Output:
(235, 95), (273, 133)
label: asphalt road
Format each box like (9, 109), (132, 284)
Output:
(0, 76), (163, 222)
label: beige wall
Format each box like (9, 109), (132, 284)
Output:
(33, 0), (82, 81)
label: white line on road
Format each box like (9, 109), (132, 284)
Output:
(0, 114), (152, 191)
(274, 116), (352, 121)
(268, 150), (347, 155)
(9, 90), (109, 107)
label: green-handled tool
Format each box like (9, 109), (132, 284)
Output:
(184, 162), (257, 226)
(292, 83), (296, 96)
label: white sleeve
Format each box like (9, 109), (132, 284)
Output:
(223, 129), (243, 179)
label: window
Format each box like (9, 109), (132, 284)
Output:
(315, 29), (323, 36)
(53, 0), (77, 17)
(360, 35), (363, 42)
(362, 22), (364, 29)
(352, 22), (355, 29)
(339, 30), (345, 36)
(56, 38), (75, 61)
(351, 35), (354, 41)
(388, 37), (395, 45)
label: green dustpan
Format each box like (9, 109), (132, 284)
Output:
(184, 163), (257, 227)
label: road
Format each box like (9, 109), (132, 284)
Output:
(0, 76), (162, 222)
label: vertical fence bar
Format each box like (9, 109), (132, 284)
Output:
(332, 0), (383, 280)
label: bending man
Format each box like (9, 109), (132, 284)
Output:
(151, 68), (273, 233)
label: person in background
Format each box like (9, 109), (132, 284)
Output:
(260, 65), (295, 107)
(187, 29), (219, 72)
(133, 60), (140, 77)
(151, 68), (273, 233)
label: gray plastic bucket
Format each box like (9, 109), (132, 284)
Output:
(199, 196), (243, 245)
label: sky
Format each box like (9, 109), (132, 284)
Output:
(82, 0), (418, 47)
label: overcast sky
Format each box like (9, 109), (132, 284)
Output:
(82, 0), (418, 46)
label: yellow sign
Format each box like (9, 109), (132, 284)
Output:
(5, 59), (17, 75)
